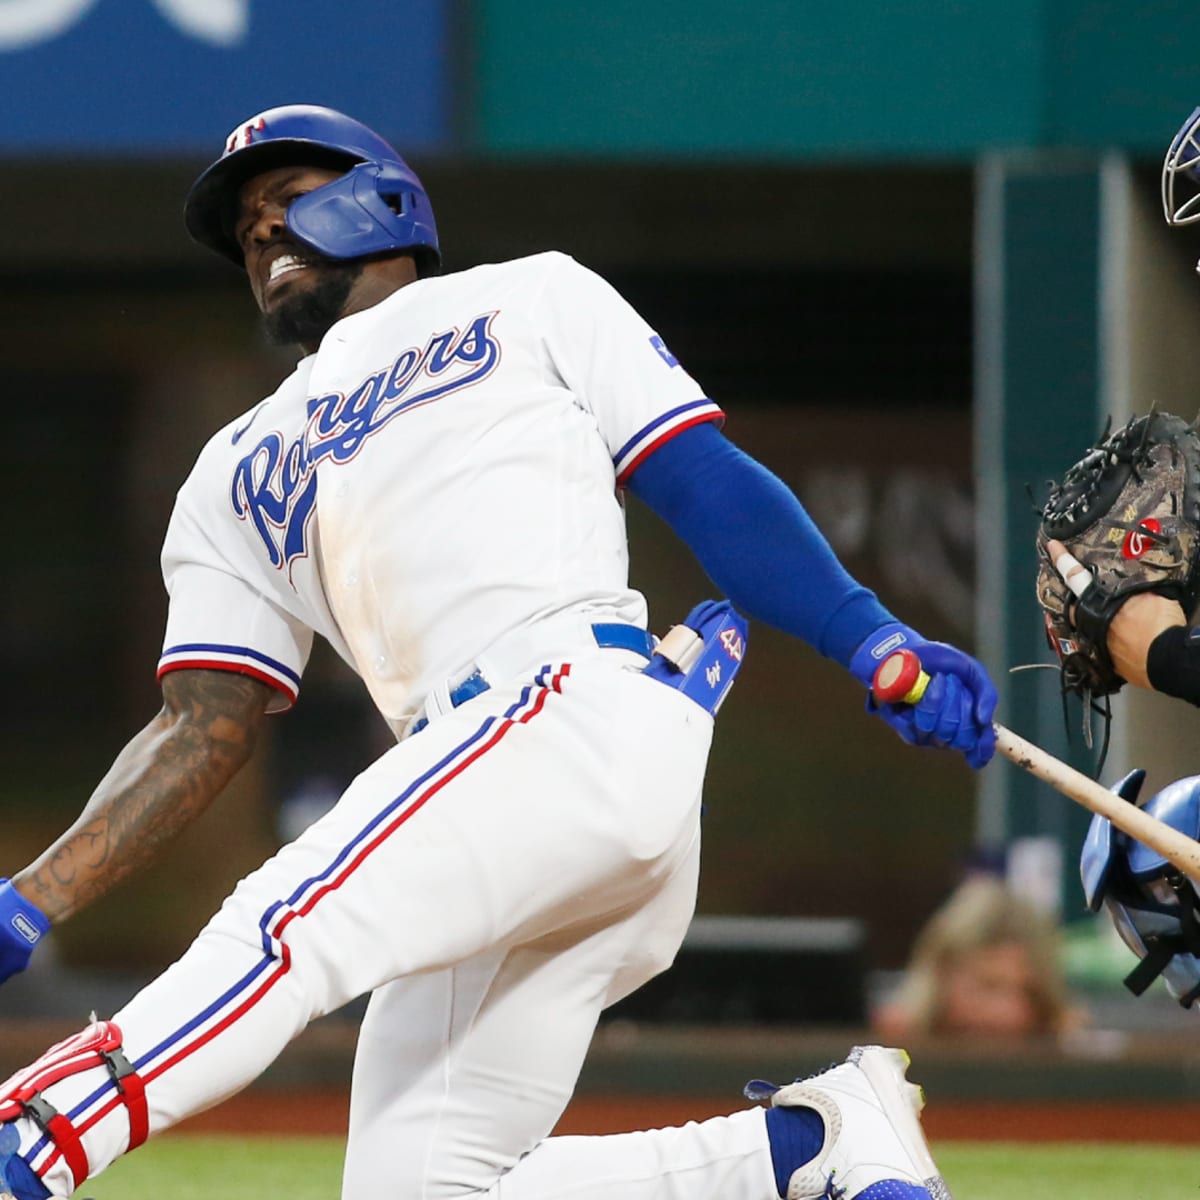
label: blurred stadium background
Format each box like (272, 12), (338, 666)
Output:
(6, 0), (1200, 1143)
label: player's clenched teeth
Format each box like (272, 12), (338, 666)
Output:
(268, 253), (310, 283)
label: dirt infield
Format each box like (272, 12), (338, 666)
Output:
(178, 1089), (1200, 1144)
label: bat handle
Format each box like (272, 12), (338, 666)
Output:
(872, 648), (931, 705)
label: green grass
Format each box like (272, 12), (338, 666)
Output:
(79, 1136), (1200, 1200)
(938, 1143), (1200, 1199)
(83, 1137), (344, 1200)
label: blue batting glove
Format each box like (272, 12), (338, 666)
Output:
(848, 623), (998, 768)
(0, 880), (50, 984)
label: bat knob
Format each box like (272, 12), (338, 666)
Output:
(873, 649), (931, 705)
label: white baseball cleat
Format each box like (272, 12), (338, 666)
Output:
(746, 1045), (952, 1200)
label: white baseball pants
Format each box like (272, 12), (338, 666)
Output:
(10, 650), (777, 1200)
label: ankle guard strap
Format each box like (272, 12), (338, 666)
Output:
(0, 1021), (148, 1188)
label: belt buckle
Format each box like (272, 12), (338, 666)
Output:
(449, 669), (490, 707)
(409, 669), (491, 737)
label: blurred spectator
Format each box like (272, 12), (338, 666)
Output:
(873, 874), (1083, 1039)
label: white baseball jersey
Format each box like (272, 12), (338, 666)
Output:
(156, 251), (723, 728)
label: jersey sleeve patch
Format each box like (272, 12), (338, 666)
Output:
(157, 643), (301, 709)
(613, 400), (725, 486)
(649, 334), (680, 367)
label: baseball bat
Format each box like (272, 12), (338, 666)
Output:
(872, 649), (1200, 879)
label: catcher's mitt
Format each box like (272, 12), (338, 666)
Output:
(1036, 412), (1200, 699)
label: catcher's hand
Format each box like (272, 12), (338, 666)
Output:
(1036, 412), (1200, 699)
(1045, 545), (1185, 688)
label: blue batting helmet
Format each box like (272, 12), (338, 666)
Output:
(184, 104), (440, 272)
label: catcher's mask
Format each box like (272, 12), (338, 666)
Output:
(1081, 769), (1200, 1006)
(1163, 106), (1200, 235)
(184, 104), (440, 275)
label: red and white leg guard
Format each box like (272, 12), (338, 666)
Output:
(0, 1020), (147, 1192)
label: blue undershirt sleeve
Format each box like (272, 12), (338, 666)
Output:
(625, 421), (894, 667)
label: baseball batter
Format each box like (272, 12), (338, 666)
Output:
(0, 106), (997, 1200)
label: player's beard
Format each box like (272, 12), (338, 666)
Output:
(263, 259), (365, 349)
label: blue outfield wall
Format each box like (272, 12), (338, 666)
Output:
(2, 2), (1199, 162)
(0, 0), (452, 154)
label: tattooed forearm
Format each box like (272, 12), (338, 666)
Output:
(15, 670), (273, 922)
